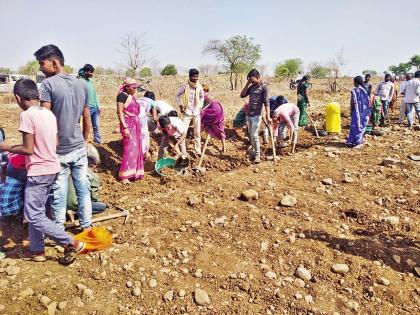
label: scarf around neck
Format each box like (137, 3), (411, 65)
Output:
(183, 80), (203, 108)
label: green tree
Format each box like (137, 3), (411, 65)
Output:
(388, 63), (411, 76)
(139, 67), (152, 77)
(409, 55), (420, 70)
(125, 68), (136, 77)
(94, 66), (116, 75)
(275, 59), (303, 80)
(362, 70), (378, 76)
(0, 67), (12, 74)
(64, 65), (74, 74)
(308, 63), (329, 78)
(203, 35), (261, 90)
(18, 60), (39, 75)
(161, 64), (177, 76)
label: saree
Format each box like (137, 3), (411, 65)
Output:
(347, 86), (371, 147)
(297, 83), (309, 126)
(138, 97), (153, 156)
(370, 96), (382, 127)
(201, 100), (226, 140)
(119, 95), (144, 180)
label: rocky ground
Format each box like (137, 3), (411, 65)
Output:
(0, 78), (419, 314)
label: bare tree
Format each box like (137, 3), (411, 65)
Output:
(327, 48), (346, 93)
(199, 64), (220, 75)
(120, 33), (149, 76)
(150, 59), (161, 76)
(257, 64), (270, 78)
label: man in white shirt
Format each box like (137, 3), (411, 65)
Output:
(400, 71), (420, 127)
(375, 74), (394, 125)
(175, 68), (204, 155)
(398, 74), (410, 124)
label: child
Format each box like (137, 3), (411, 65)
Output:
(0, 154), (27, 217)
(240, 69), (271, 163)
(157, 115), (187, 160)
(272, 103), (300, 153)
(0, 79), (85, 264)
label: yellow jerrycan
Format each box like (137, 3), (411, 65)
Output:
(325, 102), (341, 133)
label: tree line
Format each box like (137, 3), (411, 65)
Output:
(2, 34), (418, 89)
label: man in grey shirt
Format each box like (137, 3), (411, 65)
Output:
(35, 44), (92, 230)
(240, 69), (271, 163)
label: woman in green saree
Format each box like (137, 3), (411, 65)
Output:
(297, 75), (310, 126)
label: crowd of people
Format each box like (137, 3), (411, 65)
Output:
(0, 43), (419, 264)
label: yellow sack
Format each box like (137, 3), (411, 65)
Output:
(325, 102), (341, 133)
(74, 227), (112, 253)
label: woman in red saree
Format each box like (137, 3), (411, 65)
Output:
(116, 78), (144, 183)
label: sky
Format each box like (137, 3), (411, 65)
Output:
(1, 0), (420, 76)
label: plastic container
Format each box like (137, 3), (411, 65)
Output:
(155, 157), (183, 177)
(325, 102), (341, 133)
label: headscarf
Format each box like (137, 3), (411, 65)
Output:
(78, 68), (85, 78)
(183, 79), (203, 108)
(117, 77), (138, 95)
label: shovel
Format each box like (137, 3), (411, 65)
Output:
(262, 117), (277, 160)
(307, 114), (319, 138)
(192, 135), (210, 174)
(64, 206), (129, 229)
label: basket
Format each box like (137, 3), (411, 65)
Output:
(155, 157), (183, 177)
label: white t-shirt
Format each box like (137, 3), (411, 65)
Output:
(165, 117), (186, 137)
(154, 100), (175, 115)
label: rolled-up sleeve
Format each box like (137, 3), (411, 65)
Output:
(175, 85), (185, 107)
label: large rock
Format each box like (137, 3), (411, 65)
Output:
(321, 178), (333, 185)
(187, 196), (201, 207)
(163, 290), (174, 302)
(5, 265), (20, 276)
(382, 157), (402, 166)
(240, 189), (259, 201)
(47, 301), (58, 315)
(331, 264), (349, 274)
(279, 195), (297, 207)
(19, 288), (34, 298)
(383, 216), (399, 226)
(378, 277), (390, 286)
(295, 267), (312, 281)
(194, 288), (210, 306)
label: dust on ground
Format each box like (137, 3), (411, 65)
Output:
(0, 76), (419, 314)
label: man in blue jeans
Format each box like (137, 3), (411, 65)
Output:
(79, 64), (102, 143)
(240, 69), (271, 163)
(375, 73), (394, 126)
(35, 44), (93, 230)
(400, 70), (420, 127)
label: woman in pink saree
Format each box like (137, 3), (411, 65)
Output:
(116, 78), (144, 183)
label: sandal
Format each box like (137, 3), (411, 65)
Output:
(60, 241), (85, 266)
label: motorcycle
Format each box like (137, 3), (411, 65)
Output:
(289, 77), (313, 90)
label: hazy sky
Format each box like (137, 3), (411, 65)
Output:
(1, 0), (419, 75)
